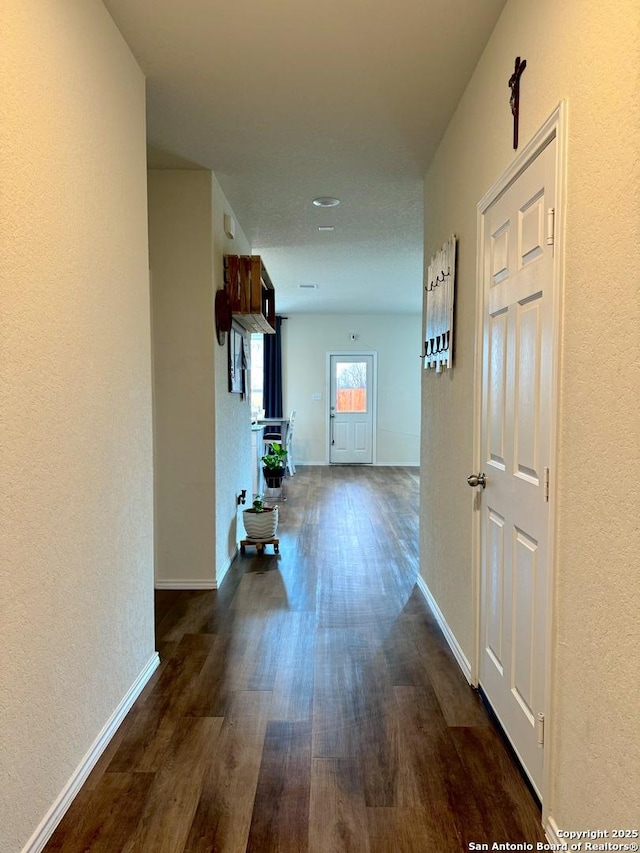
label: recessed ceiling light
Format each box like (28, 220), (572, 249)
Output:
(318, 226), (334, 232)
(299, 284), (318, 290)
(312, 197), (340, 207)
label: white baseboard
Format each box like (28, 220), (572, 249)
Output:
(22, 652), (160, 853)
(216, 551), (235, 587)
(154, 547), (239, 591)
(154, 579), (217, 589)
(545, 815), (561, 845)
(298, 461), (420, 467)
(416, 574), (472, 683)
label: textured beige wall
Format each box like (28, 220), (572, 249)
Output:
(284, 314), (421, 465)
(421, 0), (639, 830)
(0, 3), (155, 851)
(148, 170), (216, 585)
(211, 175), (253, 583)
(148, 171), (252, 586)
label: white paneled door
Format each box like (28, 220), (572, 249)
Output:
(477, 136), (557, 796)
(329, 353), (374, 464)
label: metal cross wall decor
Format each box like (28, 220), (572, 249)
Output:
(508, 56), (527, 149)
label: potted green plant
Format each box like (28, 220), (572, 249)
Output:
(261, 442), (288, 488)
(242, 493), (279, 541)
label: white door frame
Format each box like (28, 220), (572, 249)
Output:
(325, 351), (377, 464)
(471, 102), (567, 816)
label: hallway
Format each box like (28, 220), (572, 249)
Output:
(45, 466), (544, 852)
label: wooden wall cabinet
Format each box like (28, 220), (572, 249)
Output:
(223, 254), (276, 334)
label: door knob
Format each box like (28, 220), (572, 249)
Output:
(467, 472), (487, 489)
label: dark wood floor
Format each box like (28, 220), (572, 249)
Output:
(46, 465), (545, 852)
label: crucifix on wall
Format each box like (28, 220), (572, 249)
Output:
(508, 56), (526, 149)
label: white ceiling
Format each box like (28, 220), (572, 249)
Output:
(104, 0), (506, 314)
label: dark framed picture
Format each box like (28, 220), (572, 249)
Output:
(228, 326), (245, 394)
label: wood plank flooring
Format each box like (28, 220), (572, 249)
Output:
(45, 465), (545, 852)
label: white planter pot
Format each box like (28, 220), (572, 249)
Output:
(242, 506), (279, 541)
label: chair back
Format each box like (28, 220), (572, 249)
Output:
(285, 410), (296, 475)
(286, 410), (296, 439)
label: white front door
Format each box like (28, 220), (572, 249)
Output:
(477, 135), (558, 796)
(329, 353), (374, 464)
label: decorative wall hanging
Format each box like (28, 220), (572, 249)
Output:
(215, 288), (232, 346)
(508, 56), (527, 150)
(423, 234), (456, 373)
(223, 254), (276, 334)
(228, 326), (246, 394)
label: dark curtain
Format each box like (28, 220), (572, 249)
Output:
(263, 316), (283, 419)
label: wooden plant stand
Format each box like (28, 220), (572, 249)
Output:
(240, 538), (279, 555)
